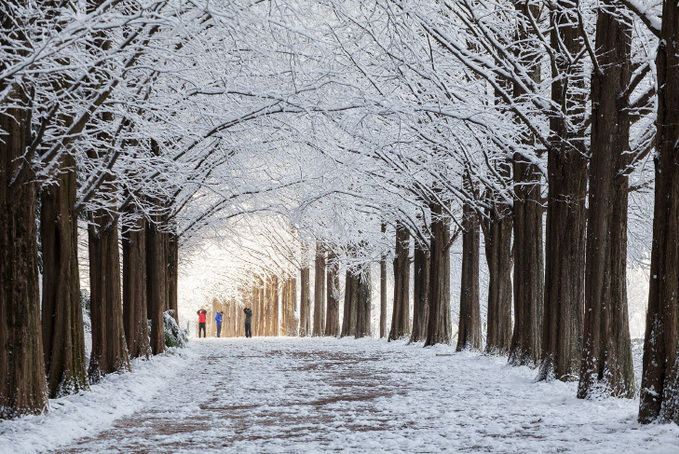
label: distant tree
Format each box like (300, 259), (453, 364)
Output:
(122, 208), (151, 359)
(481, 165), (512, 355)
(380, 224), (388, 339)
(313, 242), (326, 336)
(425, 201), (452, 346)
(341, 270), (358, 337)
(299, 247), (312, 337)
(355, 268), (372, 338)
(457, 180), (481, 352)
(410, 239), (430, 343)
(325, 251), (341, 336)
(389, 223), (411, 341)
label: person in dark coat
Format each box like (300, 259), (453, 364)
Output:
(197, 309), (207, 338)
(215, 311), (223, 338)
(243, 307), (253, 338)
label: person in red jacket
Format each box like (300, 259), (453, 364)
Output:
(197, 309), (207, 338)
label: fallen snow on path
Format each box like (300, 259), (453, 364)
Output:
(2, 338), (679, 453)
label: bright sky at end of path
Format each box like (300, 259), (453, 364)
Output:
(2, 338), (678, 453)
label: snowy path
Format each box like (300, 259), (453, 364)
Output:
(3, 337), (679, 453)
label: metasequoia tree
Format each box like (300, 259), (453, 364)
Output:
(40, 151), (89, 397)
(0, 36), (48, 416)
(539, 0), (589, 382)
(425, 201), (452, 346)
(389, 223), (411, 341)
(410, 238), (430, 343)
(457, 180), (481, 352)
(341, 270), (358, 337)
(282, 276), (298, 336)
(299, 247), (312, 337)
(639, 0), (679, 424)
(122, 208), (152, 359)
(325, 251), (341, 336)
(578, 0), (635, 399)
(507, 1), (545, 368)
(313, 242), (326, 336)
(481, 165), (512, 355)
(380, 224), (389, 338)
(88, 199), (131, 380)
(355, 268), (372, 338)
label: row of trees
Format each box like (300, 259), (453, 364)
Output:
(204, 0), (675, 426)
(2, 0), (678, 429)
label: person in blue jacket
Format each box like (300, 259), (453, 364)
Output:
(215, 311), (224, 338)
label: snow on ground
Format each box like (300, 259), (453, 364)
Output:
(0, 349), (192, 454)
(2, 338), (679, 453)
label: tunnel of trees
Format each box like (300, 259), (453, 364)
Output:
(0, 0), (677, 427)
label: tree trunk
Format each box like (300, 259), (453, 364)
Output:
(325, 252), (341, 336)
(0, 82), (48, 418)
(40, 154), (89, 398)
(458, 198), (481, 351)
(509, 157), (544, 367)
(389, 223), (411, 341)
(425, 201), (452, 346)
(578, 1), (634, 399)
(380, 223), (388, 338)
(355, 269), (372, 338)
(271, 275), (279, 336)
(538, 0), (589, 382)
(313, 242), (326, 336)
(299, 262), (311, 337)
(283, 277), (298, 336)
(508, 0), (544, 368)
(482, 188), (513, 355)
(122, 211), (151, 359)
(639, 0), (679, 424)
(167, 231), (179, 322)
(146, 221), (167, 354)
(88, 213), (130, 381)
(341, 270), (357, 337)
(410, 240), (430, 343)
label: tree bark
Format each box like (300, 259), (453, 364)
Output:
(410, 240), (430, 343)
(40, 154), (89, 398)
(509, 157), (544, 367)
(482, 187), (513, 355)
(341, 270), (357, 337)
(167, 231), (179, 322)
(458, 197), (481, 351)
(271, 275), (280, 336)
(88, 212), (130, 381)
(283, 277), (298, 336)
(380, 223), (388, 338)
(146, 221), (167, 354)
(578, 1), (634, 399)
(639, 0), (679, 424)
(538, 0), (589, 382)
(508, 0), (545, 368)
(325, 252), (341, 336)
(0, 81), (48, 418)
(313, 242), (326, 336)
(299, 260), (312, 337)
(122, 211), (151, 359)
(355, 269), (372, 338)
(389, 224), (411, 341)
(425, 201), (452, 346)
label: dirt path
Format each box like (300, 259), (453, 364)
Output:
(54, 337), (679, 453)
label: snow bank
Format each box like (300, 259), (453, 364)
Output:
(0, 348), (193, 454)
